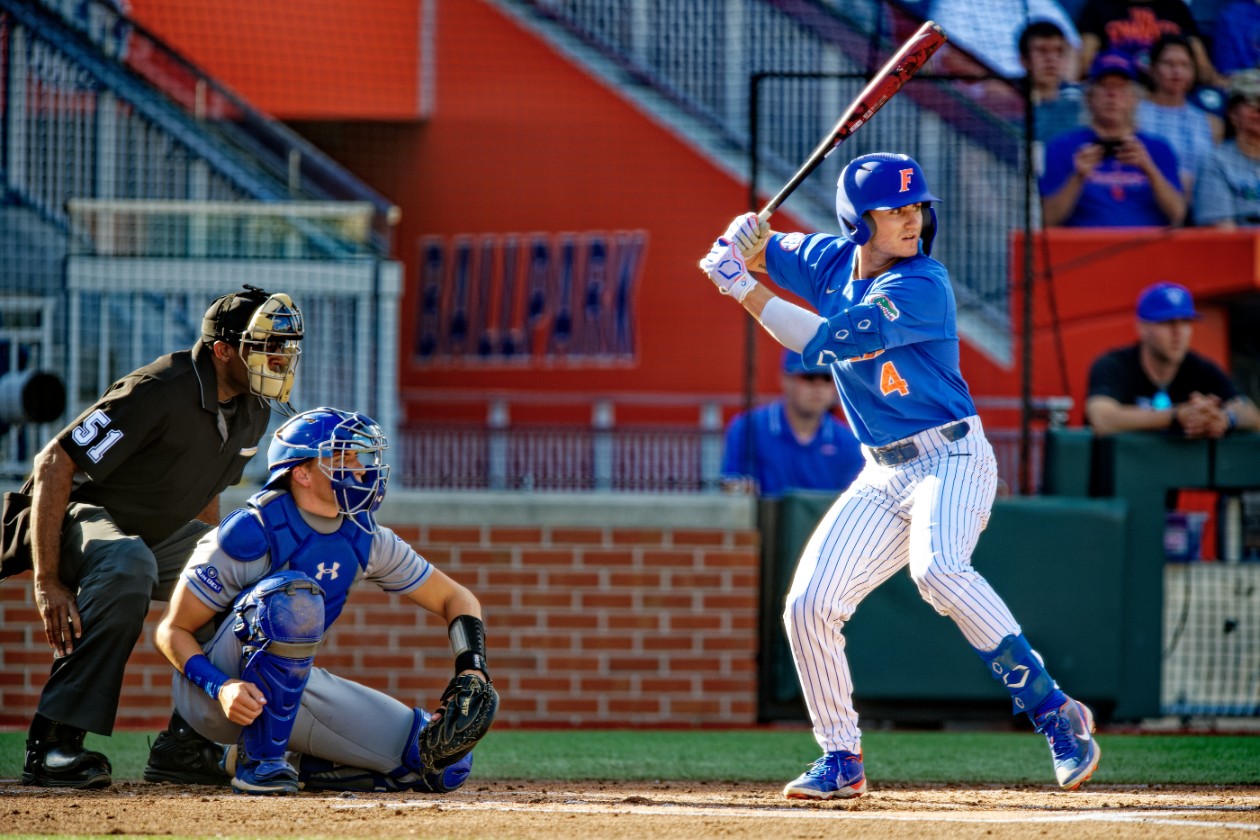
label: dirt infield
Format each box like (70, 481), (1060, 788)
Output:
(3, 781), (1258, 839)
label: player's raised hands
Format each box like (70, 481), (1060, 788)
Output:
(699, 238), (759, 303)
(723, 213), (772, 259)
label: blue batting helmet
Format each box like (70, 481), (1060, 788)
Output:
(835, 153), (941, 254)
(264, 406), (390, 532)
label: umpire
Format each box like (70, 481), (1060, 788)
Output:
(18, 285), (303, 789)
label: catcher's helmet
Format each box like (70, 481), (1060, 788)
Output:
(264, 407), (390, 533)
(202, 285), (304, 405)
(835, 153), (941, 255)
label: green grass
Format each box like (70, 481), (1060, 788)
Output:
(2, 728), (1258, 786)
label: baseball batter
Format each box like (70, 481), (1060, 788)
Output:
(699, 153), (1100, 799)
(154, 407), (497, 794)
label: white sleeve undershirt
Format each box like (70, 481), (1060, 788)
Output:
(757, 296), (826, 353)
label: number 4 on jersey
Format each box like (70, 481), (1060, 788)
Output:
(880, 361), (909, 397)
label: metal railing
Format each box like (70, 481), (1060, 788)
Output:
(0, 0), (397, 270)
(394, 395), (1069, 495)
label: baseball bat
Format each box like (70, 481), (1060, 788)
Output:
(756, 20), (948, 224)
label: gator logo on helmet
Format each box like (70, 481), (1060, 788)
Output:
(871, 295), (901, 321)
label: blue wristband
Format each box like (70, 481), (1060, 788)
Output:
(184, 653), (229, 700)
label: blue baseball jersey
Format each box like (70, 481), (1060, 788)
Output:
(720, 401), (863, 498)
(1039, 127), (1182, 227)
(764, 232), (976, 447)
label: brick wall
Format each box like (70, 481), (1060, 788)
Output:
(0, 492), (760, 731)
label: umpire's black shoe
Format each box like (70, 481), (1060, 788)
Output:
(143, 711), (229, 786)
(22, 717), (112, 789)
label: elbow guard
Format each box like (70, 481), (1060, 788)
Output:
(802, 303), (884, 365)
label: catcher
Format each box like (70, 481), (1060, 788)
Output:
(154, 407), (498, 795)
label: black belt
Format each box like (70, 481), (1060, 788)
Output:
(870, 421), (970, 467)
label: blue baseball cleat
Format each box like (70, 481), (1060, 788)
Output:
(1034, 697), (1101, 790)
(782, 750), (867, 800)
(232, 758), (300, 795)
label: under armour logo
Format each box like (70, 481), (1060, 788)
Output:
(899, 168), (914, 192)
(315, 561), (340, 581)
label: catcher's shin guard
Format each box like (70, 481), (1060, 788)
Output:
(232, 572), (324, 793)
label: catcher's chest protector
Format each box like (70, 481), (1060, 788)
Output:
(247, 491), (373, 629)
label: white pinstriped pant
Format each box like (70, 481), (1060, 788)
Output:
(783, 415), (1021, 754)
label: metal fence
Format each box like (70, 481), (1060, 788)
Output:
(394, 397), (1064, 495)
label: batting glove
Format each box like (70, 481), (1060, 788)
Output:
(699, 238), (759, 303)
(722, 212), (771, 259)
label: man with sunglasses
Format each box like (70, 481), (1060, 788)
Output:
(700, 153), (1100, 799)
(1086, 281), (1260, 436)
(15, 285), (302, 789)
(720, 350), (863, 499)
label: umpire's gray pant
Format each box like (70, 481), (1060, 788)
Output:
(36, 503), (210, 735)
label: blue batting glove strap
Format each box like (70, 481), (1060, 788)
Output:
(184, 653), (230, 701)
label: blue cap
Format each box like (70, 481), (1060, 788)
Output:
(1089, 49), (1137, 82)
(781, 350), (810, 375)
(1137, 282), (1198, 322)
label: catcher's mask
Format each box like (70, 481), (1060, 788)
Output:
(835, 152), (941, 255)
(202, 286), (304, 406)
(265, 407), (390, 533)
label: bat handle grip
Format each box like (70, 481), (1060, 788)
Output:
(756, 208), (774, 226)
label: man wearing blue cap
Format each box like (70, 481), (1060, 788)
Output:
(720, 350), (863, 499)
(1086, 281), (1260, 435)
(1040, 50), (1185, 227)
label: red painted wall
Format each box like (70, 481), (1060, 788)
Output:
(128, 0), (425, 120)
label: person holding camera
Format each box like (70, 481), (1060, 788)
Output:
(1041, 50), (1186, 227)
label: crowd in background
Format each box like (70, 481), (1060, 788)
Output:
(944, 0), (1260, 228)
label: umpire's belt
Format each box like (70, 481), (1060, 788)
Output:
(869, 421), (970, 467)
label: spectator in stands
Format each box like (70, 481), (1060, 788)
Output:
(720, 350), (863, 499)
(1021, 19), (1087, 145)
(1195, 69), (1260, 225)
(1076, 0), (1221, 86)
(1137, 34), (1224, 194)
(931, 0), (1081, 79)
(1212, 0), (1260, 75)
(1041, 50), (1187, 226)
(1086, 281), (1260, 436)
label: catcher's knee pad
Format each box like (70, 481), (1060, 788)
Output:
(399, 708), (474, 793)
(977, 634), (1056, 715)
(233, 571), (325, 763)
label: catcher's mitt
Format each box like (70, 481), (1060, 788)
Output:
(419, 672), (499, 768)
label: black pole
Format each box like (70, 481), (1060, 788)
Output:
(744, 74), (764, 476)
(1020, 75), (1035, 495)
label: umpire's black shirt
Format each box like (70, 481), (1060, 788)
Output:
(56, 340), (270, 544)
